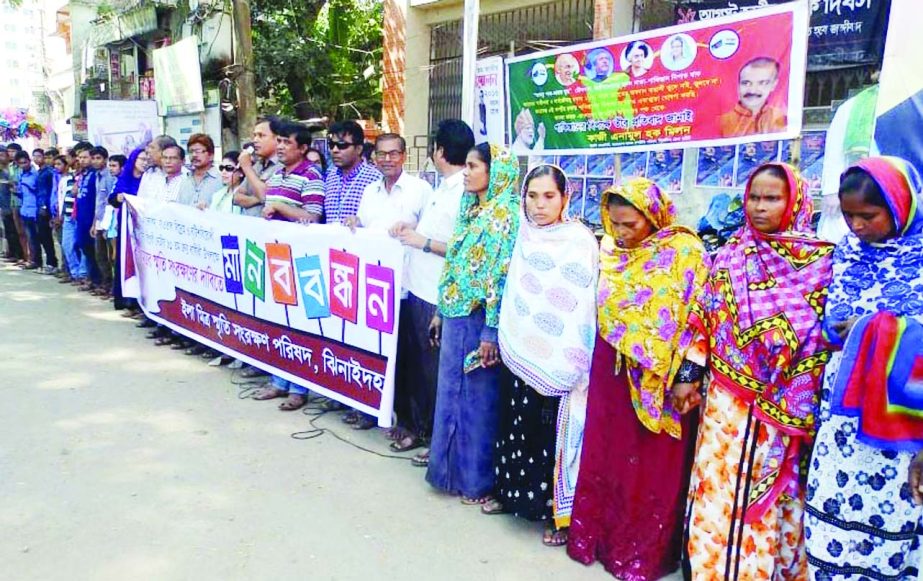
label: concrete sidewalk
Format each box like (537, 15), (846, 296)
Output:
(0, 266), (633, 581)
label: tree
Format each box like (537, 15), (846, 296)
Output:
(250, 0), (383, 121)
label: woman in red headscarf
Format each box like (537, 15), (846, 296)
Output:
(683, 163), (834, 578)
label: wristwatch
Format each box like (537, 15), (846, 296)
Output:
(423, 238), (432, 253)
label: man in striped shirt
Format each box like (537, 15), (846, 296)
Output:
(262, 121), (325, 223)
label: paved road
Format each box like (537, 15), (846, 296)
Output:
(0, 266), (637, 581)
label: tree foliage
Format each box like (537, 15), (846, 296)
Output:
(250, 0), (383, 122)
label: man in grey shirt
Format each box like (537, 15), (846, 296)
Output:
(234, 116), (281, 216)
(177, 133), (223, 207)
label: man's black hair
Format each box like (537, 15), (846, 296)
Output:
(256, 115), (285, 136)
(328, 120), (365, 146)
(435, 119), (475, 166)
(90, 146), (109, 159)
(276, 121), (313, 148)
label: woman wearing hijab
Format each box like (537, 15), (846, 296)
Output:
(484, 164), (598, 547)
(567, 178), (708, 579)
(805, 157), (923, 579)
(108, 146), (149, 312)
(426, 143), (520, 505)
(685, 163), (834, 578)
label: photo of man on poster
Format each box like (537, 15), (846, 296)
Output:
(719, 57), (788, 137)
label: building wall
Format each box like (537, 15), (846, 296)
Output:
(0, 0), (46, 110)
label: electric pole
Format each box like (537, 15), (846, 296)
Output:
(233, 0), (257, 142)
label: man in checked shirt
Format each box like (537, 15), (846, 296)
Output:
(322, 120), (382, 225)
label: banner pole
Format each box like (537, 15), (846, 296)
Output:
(460, 0), (480, 129)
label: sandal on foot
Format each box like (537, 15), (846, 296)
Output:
(542, 526), (569, 547)
(252, 387), (288, 401)
(480, 497), (506, 515)
(411, 450), (430, 467)
(385, 427), (407, 441)
(389, 435), (423, 453)
(278, 394), (307, 411)
(461, 495), (495, 506)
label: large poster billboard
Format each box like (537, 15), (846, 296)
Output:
(506, 3), (809, 155)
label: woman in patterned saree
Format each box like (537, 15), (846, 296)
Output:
(685, 162), (834, 578)
(488, 164), (598, 546)
(805, 157), (923, 579)
(567, 178), (709, 579)
(426, 143), (520, 504)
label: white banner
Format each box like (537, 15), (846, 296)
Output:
(474, 56), (507, 145)
(122, 197), (404, 426)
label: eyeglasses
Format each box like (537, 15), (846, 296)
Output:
(328, 140), (357, 151)
(218, 164), (237, 172)
(373, 150), (404, 161)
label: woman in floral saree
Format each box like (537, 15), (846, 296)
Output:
(426, 143), (520, 504)
(685, 162), (834, 579)
(805, 157), (923, 579)
(567, 178), (708, 580)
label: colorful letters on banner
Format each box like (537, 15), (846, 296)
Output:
(244, 240), (266, 301)
(266, 243), (298, 306)
(221, 235), (244, 294)
(295, 255), (331, 319)
(329, 249), (360, 324)
(365, 264), (395, 334)
(121, 196), (405, 428)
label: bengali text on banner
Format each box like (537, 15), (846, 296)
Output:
(505, 2), (809, 155)
(120, 196), (403, 426)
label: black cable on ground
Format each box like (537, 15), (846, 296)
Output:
(229, 367), (270, 400)
(289, 399), (414, 461)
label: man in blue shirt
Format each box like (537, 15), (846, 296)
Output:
(74, 145), (101, 290)
(15, 150), (58, 272)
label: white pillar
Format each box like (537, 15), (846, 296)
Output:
(460, 0), (479, 129)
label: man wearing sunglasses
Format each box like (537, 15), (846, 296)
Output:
(234, 116), (283, 217)
(322, 120), (381, 226)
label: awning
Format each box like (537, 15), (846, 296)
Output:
(91, 4), (158, 47)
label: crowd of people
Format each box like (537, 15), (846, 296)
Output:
(2, 115), (922, 580)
